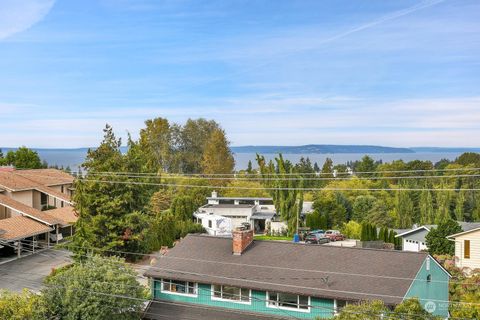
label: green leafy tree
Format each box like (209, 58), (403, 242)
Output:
(138, 117), (172, 172)
(313, 192), (347, 228)
(352, 195), (376, 222)
(419, 189), (434, 225)
(175, 118), (222, 173)
(435, 190), (452, 224)
(454, 190), (465, 221)
(455, 152), (480, 166)
(393, 190), (414, 228)
(3, 147), (43, 169)
(201, 128), (235, 175)
(0, 289), (44, 320)
(223, 180), (270, 198)
(425, 220), (462, 255)
(42, 256), (147, 320)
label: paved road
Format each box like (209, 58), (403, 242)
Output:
(0, 249), (72, 292)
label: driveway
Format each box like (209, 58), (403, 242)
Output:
(0, 249), (72, 292)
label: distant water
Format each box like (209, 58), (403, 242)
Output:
(10, 149), (464, 172)
(234, 153), (463, 170)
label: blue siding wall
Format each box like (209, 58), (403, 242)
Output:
(153, 280), (335, 319)
(404, 256), (450, 318)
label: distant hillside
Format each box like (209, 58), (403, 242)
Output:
(410, 147), (480, 153)
(230, 145), (415, 154)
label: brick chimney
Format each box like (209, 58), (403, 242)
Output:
(232, 228), (254, 255)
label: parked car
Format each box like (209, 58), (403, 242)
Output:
(324, 230), (345, 241)
(305, 233), (330, 244)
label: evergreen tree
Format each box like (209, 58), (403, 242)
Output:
(257, 154), (304, 235)
(313, 162), (320, 172)
(170, 195), (196, 221)
(356, 155), (377, 177)
(246, 160), (253, 173)
(321, 158), (334, 177)
(72, 125), (151, 261)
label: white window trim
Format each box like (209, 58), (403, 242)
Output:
(210, 284), (252, 305)
(159, 279), (198, 298)
(334, 299), (349, 315)
(265, 291), (311, 313)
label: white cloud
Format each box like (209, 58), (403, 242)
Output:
(0, 0), (55, 40)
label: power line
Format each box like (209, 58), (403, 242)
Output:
(48, 165), (480, 177)
(53, 171), (480, 182)
(73, 178), (480, 191)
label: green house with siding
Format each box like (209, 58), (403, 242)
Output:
(143, 230), (450, 319)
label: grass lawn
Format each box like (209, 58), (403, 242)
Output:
(254, 235), (293, 241)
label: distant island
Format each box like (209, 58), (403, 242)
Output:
(230, 145), (415, 154)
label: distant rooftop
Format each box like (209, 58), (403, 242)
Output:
(202, 204), (255, 209)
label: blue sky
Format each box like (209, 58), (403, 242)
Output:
(0, 0), (479, 148)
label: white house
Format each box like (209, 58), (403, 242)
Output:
(447, 226), (480, 272)
(194, 212), (232, 237)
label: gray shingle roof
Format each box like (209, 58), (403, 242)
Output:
(145, 234), (429, 305)
(143, 300), (288, 320)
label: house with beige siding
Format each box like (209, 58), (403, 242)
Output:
(447, 226), (480, 273)
(0, 168), (77, 257)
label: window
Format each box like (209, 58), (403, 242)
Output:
(427, 274), (432, 283)
(267, 292), (310, 312)
(335, 300), (348, 314)
(464, 240), (470, 259)
(208, 220), (212, 228)
(212, 285), (250, 304)
(41, 193), (48, 206)
(161, 279), (197, 297)
(426, 257), (430, 271)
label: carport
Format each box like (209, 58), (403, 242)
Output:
(0, 216), (53, 258)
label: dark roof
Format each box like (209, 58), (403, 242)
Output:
(143, 300), (288, 320)
(145, 235), (431, 305)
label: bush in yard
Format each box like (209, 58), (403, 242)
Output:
(0, 289), (45, 320)
(425, 220), (462, 255)
(332, 298), (441, 320)
(42, 255), (147, 320)
(340, 220), (361, 239)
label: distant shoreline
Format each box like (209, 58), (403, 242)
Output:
(2, 145), (480, 154)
